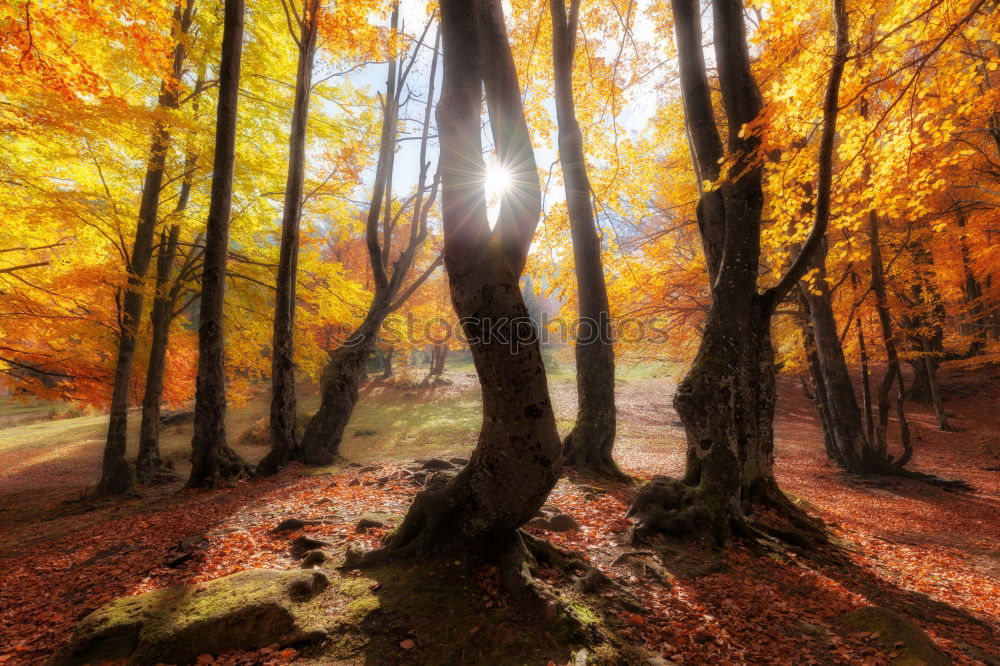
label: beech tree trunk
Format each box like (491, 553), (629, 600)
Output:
(187, 0), (251, 488)
(259, 1), (321, 476)
(298, 13), (440, 466)
(429, 343), (447, 376)
(629, 0), (847, 546)
(868, 211), (912, 466)
(136, 225), (181, 483)
(137, 154), (197, 483)
(549, 0), (622, 480)
(379, 0), (561, 556)
(98, 0), (195, 495)
(298, 309), (383, 465)
(382, 348), (394, 378)
(799, 242), (886, 472)
(957, 213), (987, 356)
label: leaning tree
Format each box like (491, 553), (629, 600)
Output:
(628, 0), (848, 548)
(295, 11), (442, 466)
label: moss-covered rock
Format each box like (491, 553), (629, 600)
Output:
(54, 569), (329, 665)
(840, 606), (951, 666)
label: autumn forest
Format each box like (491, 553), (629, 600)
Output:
(1, 0), (999, 663)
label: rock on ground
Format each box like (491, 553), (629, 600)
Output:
(55, 569), (329, 665)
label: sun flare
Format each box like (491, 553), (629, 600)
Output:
(484, 162), (513, 199)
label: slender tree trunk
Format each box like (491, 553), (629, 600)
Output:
(549, 0), (622, 480)
(298, 12), (440, 465)
(375, 0), (561, 557)
(957, 213), (987, 356)
(260, 1), (321, 475)
(136, 225), (181, 483)
(856, 315), (876, 445)
(137, 153), (197, 483)
(430, 343), (447, 376)
(799, 243), (883, 472)
(797, 294), (839, 463)
(921, 337), (953, 430)
(98, 0), (195, 495)
(868, 211), (912, 466)
(187, 0), (251, 488)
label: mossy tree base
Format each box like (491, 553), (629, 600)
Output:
(628, 475), (829, 558)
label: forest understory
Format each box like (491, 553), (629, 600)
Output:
(1, 364), (997, 665)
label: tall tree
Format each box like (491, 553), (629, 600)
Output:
(549, 0), (623, 481)
(258, 0), (323, 475)
(136, 163), (201, 483)
(187, 0), (251, 489)
(96, 0), (196, 495)
(629, 0), (848, 546)
(297, 13), (441, 466)
(366, 0), (561, 556)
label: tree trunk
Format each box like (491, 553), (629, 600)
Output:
(430, 343), (447, 376)
(187, 0), (251, 489)
(136, 224), (181, 483)
(382, 347), (394, 378)
(628, 0), (847, 547)
(260, 2), (320, 476)
(856, 315), (876, 446)
(137, 151), (197, 484)
(98, 0), (195, 495)
(957, 212), (986, 356)
(799, 243), (885, 472)
(869, 211), (912, 466)
(549, 0), (622, 481)
(372, 0), (561, 557)
(298, 10), (440, 466)
(797, 293), (839, 463)
(298, 310), (383, 465)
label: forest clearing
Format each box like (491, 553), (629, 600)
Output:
(2, 0), (999, 663)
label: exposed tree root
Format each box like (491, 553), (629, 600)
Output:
(627, 476), (829, 563)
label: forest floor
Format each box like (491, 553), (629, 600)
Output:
(0, 360), (998, 664)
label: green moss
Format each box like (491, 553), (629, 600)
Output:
(336, 576), (373, 598)
(566, 599), (599, 625)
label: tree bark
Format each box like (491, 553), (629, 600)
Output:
(298, 309), (383, 465)
(298, 13), (440, 465)
(373, 0), (561, 557)
(868, 211), (912, 466)
(957, 212), (987, 356)
(136, 225), (181, 483)
(799, 243), (885, 472)
(187, 0), (251, 488)
(549, 0), (622, 481)
(259, 0), (321, 476)
(381, 347), (394, 378)
(98, 0), (195, 495)
(137, 150), (198, 484)
(630, 0), (847, 546)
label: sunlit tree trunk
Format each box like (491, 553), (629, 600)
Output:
(259, 0), (321, 476)
(98, 0), (195, 495)
(377, 0), (561, 556)
(187, 0), (251, 488)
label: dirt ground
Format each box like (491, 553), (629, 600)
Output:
(0, 361), (997, 664)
